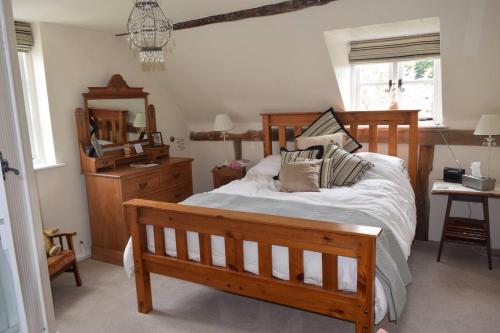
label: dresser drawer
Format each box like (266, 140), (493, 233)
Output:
(123, 172), (160, 198)
(160, 163), (192, 188)
(142, 183), (193, 203)
(95, 157), (115, 170)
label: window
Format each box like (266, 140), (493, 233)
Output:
(18, 51), (56, 169)
(350, 58), (442, 122)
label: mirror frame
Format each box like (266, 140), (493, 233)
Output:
(81, 74), (157, 149)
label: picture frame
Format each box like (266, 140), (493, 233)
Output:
(134, 143), (144, 154)
(90, 136), (104, 158)
(151, 131), (163, 147)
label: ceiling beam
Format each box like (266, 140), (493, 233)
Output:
(173, 0), (338, 30)
(116, 0), (338, 36)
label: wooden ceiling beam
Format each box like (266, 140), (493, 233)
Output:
(173, 0), (338, 30)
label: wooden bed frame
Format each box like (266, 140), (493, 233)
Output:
(124, 110), (419, 333)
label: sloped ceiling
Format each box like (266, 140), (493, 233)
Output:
(12, 0), (284, 34)
(13, 0), (500, 127)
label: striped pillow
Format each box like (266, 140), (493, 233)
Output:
(280, 145), (324, 165)
(298, 107), (362, 153)
(319, 146), (374, 187)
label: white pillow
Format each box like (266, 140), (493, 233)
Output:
(296, 133), (345, 151)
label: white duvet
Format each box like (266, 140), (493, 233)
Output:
(124, 152), (416, 324)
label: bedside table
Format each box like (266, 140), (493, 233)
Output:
(212, 166), (246, 189)
(432, 180), (500, 270)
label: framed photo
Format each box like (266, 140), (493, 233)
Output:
(151, 131), (163, 147)
(134, 143), (144, 154)
(90, 136), (103, 158)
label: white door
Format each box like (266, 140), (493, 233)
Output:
(0, 0), (56, 332)
(0, 175), (22, 333)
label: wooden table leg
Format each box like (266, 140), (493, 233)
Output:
(483, 197), (492, 270)
(437, 195), (453, 262)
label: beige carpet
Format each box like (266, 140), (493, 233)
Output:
(51, 241), (500, 333)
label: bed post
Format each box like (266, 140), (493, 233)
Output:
(356, 237), (376, 333)
(408, 111), (419, 190)
(126, 205), (153, 313)
(262, 114), (272, 157)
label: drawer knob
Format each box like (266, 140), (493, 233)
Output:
(139, 182), (148, 189)
(174, 192), (182, 198)
(173, 173), (180, 179)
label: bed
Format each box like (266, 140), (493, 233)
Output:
(123, 110), (419, 333)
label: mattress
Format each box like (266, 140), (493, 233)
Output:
(124, 152), (416, 324)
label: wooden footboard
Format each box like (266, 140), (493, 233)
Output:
(125, 199), (381, 333)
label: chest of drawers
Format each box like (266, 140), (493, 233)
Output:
(83, 157), (193, 265)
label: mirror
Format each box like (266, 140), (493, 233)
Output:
(87, 98), (148, 147)
(81, 74), (156, 150)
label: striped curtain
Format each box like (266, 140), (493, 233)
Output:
(349, 33), (440, 64)
(15, 21), (33, 53)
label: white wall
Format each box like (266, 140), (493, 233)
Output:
(33, 23), (190, 259)
(30, 0), (500, 253)
(178, 0), (500, 247)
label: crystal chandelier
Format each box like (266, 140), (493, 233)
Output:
(127, 0), (174, 64)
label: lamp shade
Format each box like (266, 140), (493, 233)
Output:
(474, 114), (500, 136)
(133, 112), (147, 128)
(214, 114), (234, 132)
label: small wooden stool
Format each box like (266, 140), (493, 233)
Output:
(432, 181), (498, 270)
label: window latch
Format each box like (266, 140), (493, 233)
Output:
(385, 79), (393, 92)
(398, 79), (405, 92)
(0, 152), (20, 181)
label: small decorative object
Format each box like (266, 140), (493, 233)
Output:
(134, 143), (144, 154)
(151, 131), (164, 147)
(473, 114), (500, 180)
(133, 113), (147, 140)
(90, 136), (103, 157)
(214, 114), (234, 166)
(228, 161), (242, 169)
(389, 83), (398, 110)
(123, 144), (132, 156)
(227, 159), (250, 170)
(43, 228), (61, 257)
(127, 0), (174, 66)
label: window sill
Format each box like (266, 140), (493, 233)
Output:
(33, 162), (66, 172)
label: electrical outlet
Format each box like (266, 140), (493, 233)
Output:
(78, 240), (90, 261)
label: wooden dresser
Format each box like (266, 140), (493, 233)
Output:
(75, 74), (194, 265)
(83, 158), (193, 265)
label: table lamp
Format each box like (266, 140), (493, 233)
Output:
(133, 113), (147, 140)
(474, 114), (500, 178)
(214, 114), (234, 166)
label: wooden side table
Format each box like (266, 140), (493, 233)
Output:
(212, 166), (246, 189)
(432, 180), (500, 270)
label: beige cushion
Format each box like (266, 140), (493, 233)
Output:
(296, 133), (345, 151)
(279, 160), (321, 192)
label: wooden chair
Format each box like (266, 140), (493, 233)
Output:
(47, 232), (82, 286)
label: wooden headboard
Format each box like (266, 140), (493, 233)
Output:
(261, 110), (419, 189)
(88, 107), (128, 145)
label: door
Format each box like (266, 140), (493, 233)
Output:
(0, 0), (55, 332)
(0, 175), (22, 333)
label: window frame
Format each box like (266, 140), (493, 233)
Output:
(17, 51), (57, 169)
(350, 58), (442, 123)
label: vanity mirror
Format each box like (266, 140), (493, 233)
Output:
(75, 74), (168, 173)
(87, 98), (148, 146)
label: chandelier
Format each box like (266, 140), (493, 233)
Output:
(127, 0), (174, 64)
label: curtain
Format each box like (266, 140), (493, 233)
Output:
(349, 33), (440, 63)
